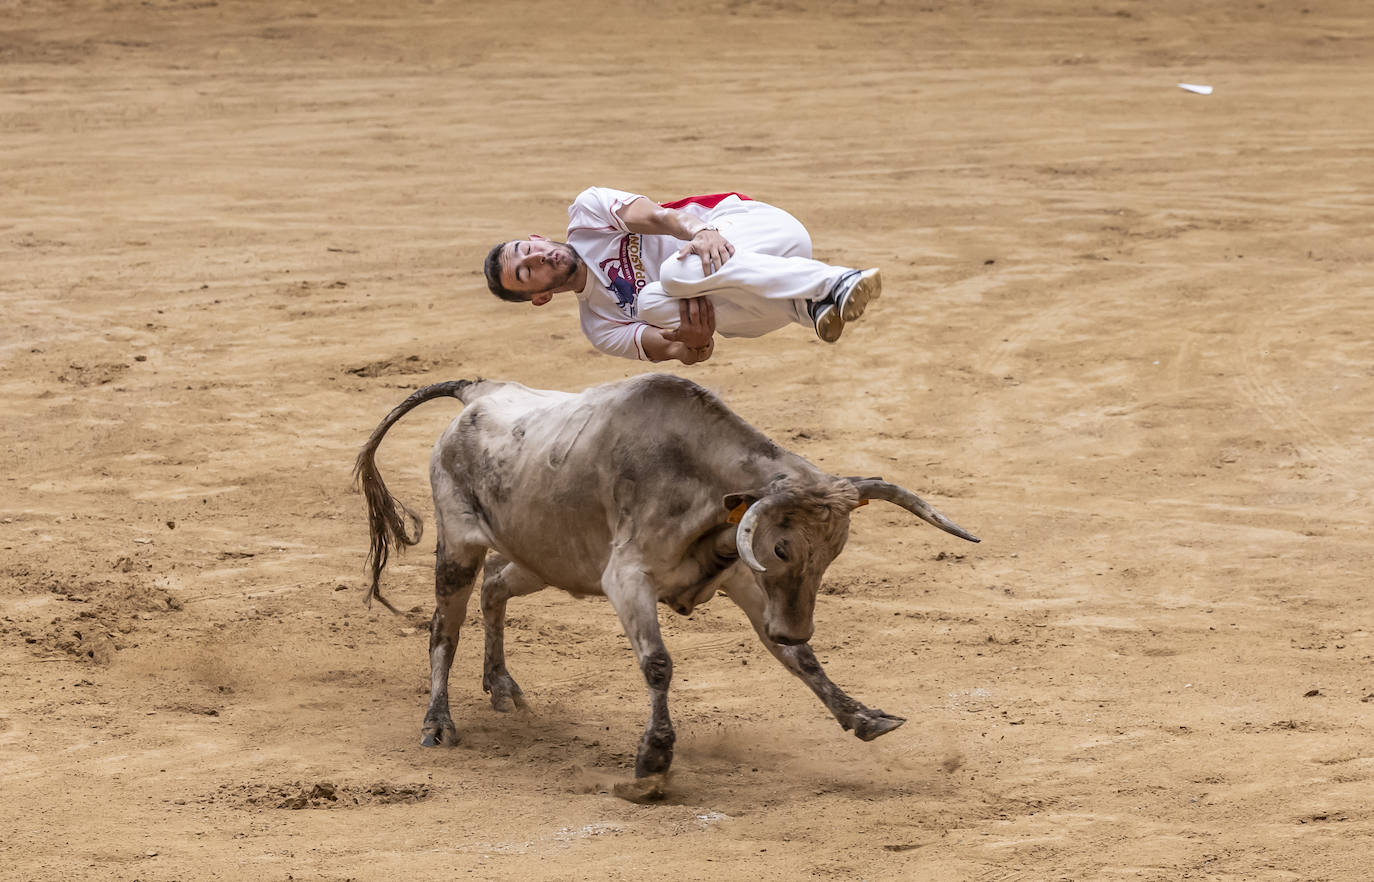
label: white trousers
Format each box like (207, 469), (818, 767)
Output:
(635, 201), (854, 338)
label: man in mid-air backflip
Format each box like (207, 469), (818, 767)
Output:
(483, 187), (882, 365)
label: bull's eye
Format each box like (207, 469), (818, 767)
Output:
(774, 542), (790, 562)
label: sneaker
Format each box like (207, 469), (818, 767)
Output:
(831, 268), (882, 323)
(807, 297), (844, 343)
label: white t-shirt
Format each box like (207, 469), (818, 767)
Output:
(566, 187), (751, 360)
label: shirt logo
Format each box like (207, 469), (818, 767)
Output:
(598, 233), (647, 317)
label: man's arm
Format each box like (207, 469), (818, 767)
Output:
(578, 299), (712, 364)
(614, 196), (735, 276)
(641, 327), (714, 365)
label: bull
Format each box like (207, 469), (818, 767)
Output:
(355, 373), (978, 779)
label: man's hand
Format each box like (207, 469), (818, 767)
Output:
(683, 336), (714, 364)
(675, 228), (735, 276)
(640, 330), (715, 365)
(641, 301), (717, 365)
(663, 297), (715, 349)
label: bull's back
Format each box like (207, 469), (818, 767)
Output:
(435, 375), (755, 592)
(437, 381), (621, 591)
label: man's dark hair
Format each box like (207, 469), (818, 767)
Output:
(484, 242), (529, 303)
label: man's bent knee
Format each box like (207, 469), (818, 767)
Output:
(635, 287), (682, 330)
(658, 255), (709, 291)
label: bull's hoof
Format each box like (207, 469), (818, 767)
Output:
(613, 772), (671, 804)
(485, 674), (527, 713)
(852, 708), (906, 742)
(634, 739), (675, 778)
(420, 717), (459, 747)
(490, 689), (526, 713)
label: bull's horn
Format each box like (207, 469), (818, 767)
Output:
(849, 478), (980, 543)
(734, 496), (776, 573)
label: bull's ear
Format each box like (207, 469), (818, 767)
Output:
(725, 491), (758, 511)
(722, 492), (758, 511)
(722, 492), (759, 525)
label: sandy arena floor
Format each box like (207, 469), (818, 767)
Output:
(3, 1), (1373, 879)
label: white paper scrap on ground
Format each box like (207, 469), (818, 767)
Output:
(1178, 83), (1213, 95)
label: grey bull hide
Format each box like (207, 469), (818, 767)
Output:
(355, 374), (978, 779)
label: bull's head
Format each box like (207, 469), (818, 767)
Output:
(727, 476), (979, 646)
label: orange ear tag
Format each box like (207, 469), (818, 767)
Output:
(727, 501), (749, 524)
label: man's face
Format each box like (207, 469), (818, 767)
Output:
(500, 235), (582, 305)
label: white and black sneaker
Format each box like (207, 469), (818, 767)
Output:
(807, 296), (844, 343)
(833, 268), (882, 322)
(807, 268), (881, 343)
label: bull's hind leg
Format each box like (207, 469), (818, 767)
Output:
(721, 572), (905, 742)
(479, 555), (546, 712)
(420, 539), (484, 747)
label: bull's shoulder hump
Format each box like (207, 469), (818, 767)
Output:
(616, 372), (723, 410)
(605, 373), (781, 452)
(624, 372), (708, 395)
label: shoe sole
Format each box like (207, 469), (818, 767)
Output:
(838, 268), (882, 323)
(813, 302), (843, 343)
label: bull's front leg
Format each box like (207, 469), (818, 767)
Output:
(774, 642), (906, 741)
(421, 540), (484, 747)
(721, 572), (905, 741)
(603, 558), (676, 777)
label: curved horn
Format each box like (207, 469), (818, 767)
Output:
(734, 496), (778, 573)
(849, 478), (980, 543)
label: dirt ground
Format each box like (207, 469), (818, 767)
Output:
(3, 0), (1373, 879)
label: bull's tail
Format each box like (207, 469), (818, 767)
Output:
(353, 379), (476, 613)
